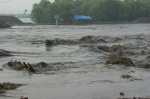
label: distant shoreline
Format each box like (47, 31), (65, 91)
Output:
(36, 21), (150, 25)
(9, 17), (150, 26)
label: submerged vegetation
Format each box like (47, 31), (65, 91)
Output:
(31, 0), (150, 24)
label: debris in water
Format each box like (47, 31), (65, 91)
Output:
(20, 96), (28, 99)
(0, 82), (23, 94)
(28, 63), (36, 73)
(23, 62), (29, 69)
(121, 74), (133, 79)
(79, 35), (94, 43)
(106, 57), (134, 66)
(8, 61), (24, 70)
(121, 74), (142, 81)
(7, 61), (36, 73)
(0, 68), (3, 71)
(120, 92), (124, 96)
(142, 63), (150, 69)
(5, 61), (67, 73)
(104, 64), (115, 69)
(146, 55), (150, 62)
(89, 80), (115, 84)
(97, 46), (109, 52)
(45, 39), (54, 47)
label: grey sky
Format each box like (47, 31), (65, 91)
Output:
(0, 0), (54, 14)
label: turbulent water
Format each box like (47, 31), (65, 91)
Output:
(0, 24), (150, 99)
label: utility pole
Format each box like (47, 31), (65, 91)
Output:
(54, 14), (59, 26)
(24, 9), (27, 23)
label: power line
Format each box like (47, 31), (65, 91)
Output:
(0, 0), (12, 3)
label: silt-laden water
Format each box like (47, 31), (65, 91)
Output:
(0, 24), (150, 99)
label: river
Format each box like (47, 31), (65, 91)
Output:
(0, 24), (150, 99)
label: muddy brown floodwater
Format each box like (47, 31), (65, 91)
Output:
(0, 24), (150, 99)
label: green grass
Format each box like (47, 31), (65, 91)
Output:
(9, 23), (36, 26)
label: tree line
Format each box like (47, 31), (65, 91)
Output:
(31, 0), (150, 24)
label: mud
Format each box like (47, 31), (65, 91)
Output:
(0, 24), (150, 99)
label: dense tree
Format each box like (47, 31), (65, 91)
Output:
(89, 0), (121, 22)
(31, 0), (150, 24)
(31, 6), (45, 23)
(54, 0), (60, 3)
(58, 1), (76, 23)
(80, 1), (91, 15)
(74, 0), (82, 14)
(39, 0), (51, 9)
(45, 3), (59, 23)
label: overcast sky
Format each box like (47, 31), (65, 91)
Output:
(0, 0), (54, 14)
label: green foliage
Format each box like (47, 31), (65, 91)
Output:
(58, 1), (76, 23)
(89, 0), (121, 22)
(45, 3), (59, 23)
(31, 0), (150, 24)
(39, 0), (51, 9)
(31, 6), (45, 23)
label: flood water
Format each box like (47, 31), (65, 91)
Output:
(0, 24), (150, 99)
